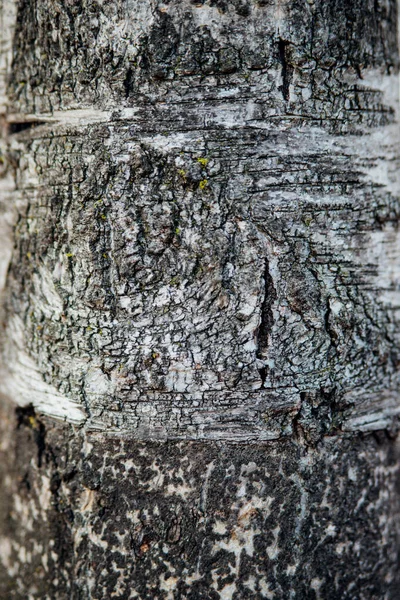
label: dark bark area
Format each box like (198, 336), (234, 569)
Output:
(0, 401), (399, 599)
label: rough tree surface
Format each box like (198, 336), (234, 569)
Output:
(0, 0), (399, 598)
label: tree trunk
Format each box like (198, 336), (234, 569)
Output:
(0, 0), (399, 598)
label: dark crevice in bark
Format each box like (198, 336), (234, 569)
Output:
(324, 296), (338, 349)
(256, 257), (276, 387)
(277, 39), (292, 102)
(123, 67), (134, 98)
(7, 119), (45, 135)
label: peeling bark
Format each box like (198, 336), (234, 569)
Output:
(0, 0), (399, 597)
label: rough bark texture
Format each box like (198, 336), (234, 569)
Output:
(0, 0), (399, 598)
(1, 0), (400, 438)
(0, 403), (399, 600)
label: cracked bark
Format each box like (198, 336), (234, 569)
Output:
(0, 0), (399, 598)
(255, 257), (276, 387)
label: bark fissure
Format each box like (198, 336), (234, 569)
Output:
(277, 38), (292, 102)
(256, 256), (277, 388)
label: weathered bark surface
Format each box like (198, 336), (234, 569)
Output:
(0, 404), (399, 599)
(0, 0), (399, 597)
(0, 0), (399, 438)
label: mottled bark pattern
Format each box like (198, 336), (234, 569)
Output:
(0, 404), (399, 599)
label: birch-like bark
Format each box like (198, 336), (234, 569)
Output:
(0, 1), (399, 598)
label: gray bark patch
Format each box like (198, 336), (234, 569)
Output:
(0, 1), (399, 440)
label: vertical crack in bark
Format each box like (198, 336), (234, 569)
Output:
(324, 296), (338, 351)
(256, 257), (276, 387)
(277, 39), (292, 102)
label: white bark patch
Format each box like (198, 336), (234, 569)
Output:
(7, 109), (111, 127)
(0, 171), (16, 292)
(0, 0), (17, 112)
(31, 266), (64, 319)
(0, 316), (86, 424)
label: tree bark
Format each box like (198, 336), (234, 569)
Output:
(0, 0), (399, 598)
